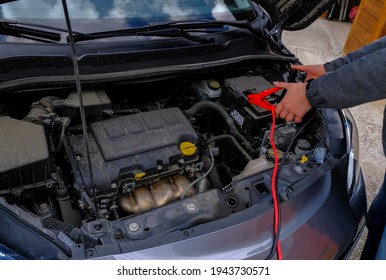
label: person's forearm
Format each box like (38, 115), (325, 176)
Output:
(324, 36), (386, 72)
(307, 47), (386, 108)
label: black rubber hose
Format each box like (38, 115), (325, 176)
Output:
(185, 101), (255, 154)
(23, 96), (59, 125)
(43, 217), (81, 242)
(207, 134), (252, 161)
(201, 154), (222, 189)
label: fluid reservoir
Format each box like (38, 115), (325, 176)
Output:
(193, 79), (222, 100)
(294, 139), (311, 155)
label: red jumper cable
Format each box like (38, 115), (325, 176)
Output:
(247, 87), (283, 260)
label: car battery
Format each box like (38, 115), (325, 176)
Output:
(223, 75), (281, 142)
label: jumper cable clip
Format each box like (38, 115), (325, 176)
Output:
(247, 86), (281, 111)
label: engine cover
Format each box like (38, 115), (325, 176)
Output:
(67, 108), (198, 193)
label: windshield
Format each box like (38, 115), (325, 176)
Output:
(0, 0), (257, 42)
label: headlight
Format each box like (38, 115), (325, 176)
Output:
(0, 244), (25, 260)
(342, 109), (361, 198)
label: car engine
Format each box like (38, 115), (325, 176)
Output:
(0, 64), (327, 254)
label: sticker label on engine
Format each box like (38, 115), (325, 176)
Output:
(58, 231), (74, 248)
(230, 110), (244, 126)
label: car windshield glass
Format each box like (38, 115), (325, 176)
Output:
(0, 0), (257, 41)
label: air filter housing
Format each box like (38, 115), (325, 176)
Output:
(0, 116), (53, 194)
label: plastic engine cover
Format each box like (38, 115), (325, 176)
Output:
(67, 108), (198, 193)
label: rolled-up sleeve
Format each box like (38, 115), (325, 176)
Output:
(307, 47), (386, 108)
(324, 36), (386, 72)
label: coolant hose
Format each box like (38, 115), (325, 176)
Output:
(202, 154), (222, 189)
(207, 134), (252, 161)
(185, 101), (255, 154)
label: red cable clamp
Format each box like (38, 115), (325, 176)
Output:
(246, 86), (281, 111)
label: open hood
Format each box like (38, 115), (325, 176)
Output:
(253, 0), (336, 30)
(0, 0), (17, 4)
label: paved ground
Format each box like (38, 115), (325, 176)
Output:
(282, 18), (386, 260)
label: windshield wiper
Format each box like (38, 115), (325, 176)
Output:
(131, 28), (216, 44)
(0, 19), (81, 43)
(72, 20), (262, 43)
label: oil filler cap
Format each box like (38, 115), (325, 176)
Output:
(134, 172), (146, 181)
(179, 142), (197, 156)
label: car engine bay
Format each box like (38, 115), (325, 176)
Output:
(0, 62), (329, 255)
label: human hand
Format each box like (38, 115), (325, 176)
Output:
(273, 81), (312, 123)
(291, 64), (326, 81)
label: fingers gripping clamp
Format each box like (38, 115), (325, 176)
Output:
(247, 86), (280, 112)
